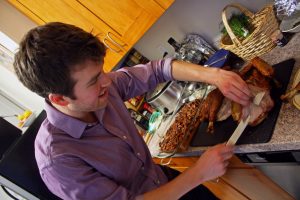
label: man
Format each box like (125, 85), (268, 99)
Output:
(14, 22), (251, 200)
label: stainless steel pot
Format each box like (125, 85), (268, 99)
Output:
(146, 81), (183, 115)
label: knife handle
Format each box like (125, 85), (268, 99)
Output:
(226, 115), (250, 146)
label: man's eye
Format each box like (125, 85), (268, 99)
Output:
(87, 73), (101, 87)
(91, 79), (97, 85)
(87, 79), (97, 87)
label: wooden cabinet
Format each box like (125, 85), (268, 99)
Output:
(7, 0), (174, 72)
(221, 168), (294, 200)
(153, 156), (294, 200)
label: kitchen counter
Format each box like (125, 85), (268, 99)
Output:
(149, 32), (300, 158)
(183, 32), (300, 155)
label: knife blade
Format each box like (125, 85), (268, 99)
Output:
(203, 54), (228, 67)
(226, 91), (266, 146)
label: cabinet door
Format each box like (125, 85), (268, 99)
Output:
(77, 0), (173, 46)
(153, 156), (249, 200)
(7, 0), (127, 71)
(8, 0), (174, 71)
(204, 179), (249, 200)
(155, 0), (175, 10)
(222, 168), (294, 200)
(153, 156), (294, 199)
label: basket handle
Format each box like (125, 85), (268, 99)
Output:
(222, 3), (254, 45)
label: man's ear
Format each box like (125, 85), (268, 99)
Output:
(48, 94), (69, 106)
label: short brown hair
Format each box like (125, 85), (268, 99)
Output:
(14, 22), (106, 99)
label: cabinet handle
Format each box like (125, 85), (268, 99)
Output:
(102, 36), (122, 53)
(107, 32), (126, 50)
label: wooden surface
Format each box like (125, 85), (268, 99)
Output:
(153, 156), (294, 199)
(154, 0), (175, 10)
(7, 0), (174, 72)
(77, 0), (167, 45)
(7, 0), (123, 71)
(222, 168), (294, 200)
(204, 179), (249, 200)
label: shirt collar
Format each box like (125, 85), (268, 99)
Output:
(45, 100), (105, 139)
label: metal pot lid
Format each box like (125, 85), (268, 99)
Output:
(146, 81), (172, 102)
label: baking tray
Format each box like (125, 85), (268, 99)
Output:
(148, 82), (209, 158)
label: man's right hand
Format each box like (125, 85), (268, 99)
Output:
(192, 143), (234, 183)
(141, 143), (234, 200)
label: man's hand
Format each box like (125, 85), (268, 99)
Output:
(213, 68), (252, 106)
(141, 143), (234, 200)
(192, 143), (234, 183)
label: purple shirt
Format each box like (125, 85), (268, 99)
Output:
(35, 59), (174, 200)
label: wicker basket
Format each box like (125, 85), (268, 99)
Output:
(220, 4), (279, 61)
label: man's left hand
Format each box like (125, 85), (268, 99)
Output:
(213, 69), (252, 106)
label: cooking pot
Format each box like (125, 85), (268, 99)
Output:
(146, 81), (183, 115)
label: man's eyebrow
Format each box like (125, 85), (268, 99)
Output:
(86, 72), (101, 86)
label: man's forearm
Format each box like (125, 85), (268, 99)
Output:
(170, 60), (219, 85)
(170, 60), (251, 106)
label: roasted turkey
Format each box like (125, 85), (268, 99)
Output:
(281, 81), (300, 101)
(230, 85), (274, 126)
(160, 57), (277, 152)
(217, 57), (276, 126)
(198, 88), (224, 133)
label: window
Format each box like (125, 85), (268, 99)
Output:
(0, 31), (18, 72)
(0, 31), (42, 128)
(0, 90), (25, 128)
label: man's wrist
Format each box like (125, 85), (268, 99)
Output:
(205, 67), (220, 86)
(182, 164), (206, 188)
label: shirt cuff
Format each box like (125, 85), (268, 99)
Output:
(162, 57), (176, 81)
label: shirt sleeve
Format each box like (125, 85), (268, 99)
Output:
(40, 156), (136, 200)
(108, 58), (174, 101)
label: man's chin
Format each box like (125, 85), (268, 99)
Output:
(97, 102), (108, 110)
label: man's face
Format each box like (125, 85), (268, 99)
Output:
(66, 59), (112, 112)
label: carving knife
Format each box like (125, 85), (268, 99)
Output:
(226, 91), (266, 146)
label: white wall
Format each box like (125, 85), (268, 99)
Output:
(134, 0), (273, 60)
(0, 0), (43, 112)
(0, 0), (36, 43)
(0, 66), (44, 112)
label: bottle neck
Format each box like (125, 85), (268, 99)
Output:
(168, 37), (181, 52)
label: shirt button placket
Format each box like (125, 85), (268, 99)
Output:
(123, 135), (127, 140)
(137, 152), (141, 157)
